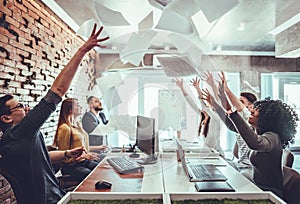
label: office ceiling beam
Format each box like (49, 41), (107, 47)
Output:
(273, 0), (300, 58)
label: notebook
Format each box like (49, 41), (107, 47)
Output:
(195, 181), (235, 192)
(175, 138), (227, 182)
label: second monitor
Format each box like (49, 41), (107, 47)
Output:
(132, 115), (158, 164)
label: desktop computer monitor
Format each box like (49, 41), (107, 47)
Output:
(134, 115), (158, 164)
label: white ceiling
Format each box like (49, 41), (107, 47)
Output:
(44, 0), (300, 58)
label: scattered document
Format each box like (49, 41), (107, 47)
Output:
(120, 30), (157, 66)
(95, 2), (130, 26)
(157, 55), (198, 77)
(155, 8), (194, 34)
(76, 19), (109, 43)
(90, 123), (116, 136)
(102, 86), (122, 110)
(138, 11), (153, 31)
(97, 73), (123, 95)
(198, 0), (239, 23)
(109, 115), (137, 136)
(166, 0), (201, 17)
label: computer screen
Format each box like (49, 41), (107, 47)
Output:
(135, 115), (158, 164)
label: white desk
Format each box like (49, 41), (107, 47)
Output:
(161, 153), (262, 193)
(75, 151), (262, 193)
(60, 152), (286, 204)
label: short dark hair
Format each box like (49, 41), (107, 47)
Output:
(0, 94), (13, 116)
(240, 92), (257, 104)
(0, 94), (14, 132)
(87, 96), (95, 104)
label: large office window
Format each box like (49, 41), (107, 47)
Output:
(103, 69), (241, 153)
(261, 73), (300, 147)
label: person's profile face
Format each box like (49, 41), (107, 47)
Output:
(72, 100), (82, 117)
(239, 96), (252, 111)
(2, 98), (28, 125)
(248, 107), (259, 127)
(92, 97), (103, 111)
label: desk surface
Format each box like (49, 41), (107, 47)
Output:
(74, 152), (262, 193)
(74, 152), (164, 193)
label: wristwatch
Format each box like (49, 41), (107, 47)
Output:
(64, 150), (71, 158)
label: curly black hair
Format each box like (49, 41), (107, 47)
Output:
(253, 98), (299, 148)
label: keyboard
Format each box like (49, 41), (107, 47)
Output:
(187, 163), (227, 182)
(107, 157), (144, 174)
(189, 163), (213, 179)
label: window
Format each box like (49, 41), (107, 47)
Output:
(103, 69), (241, 153)
(261, 73), (300, 147)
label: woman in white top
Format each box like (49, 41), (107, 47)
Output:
(172, 77), (224, 157)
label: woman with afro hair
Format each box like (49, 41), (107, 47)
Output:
(227, 97), (298, 199)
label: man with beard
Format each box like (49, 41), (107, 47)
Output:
(82, 96), (109, 148)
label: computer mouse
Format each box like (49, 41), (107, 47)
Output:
(129, 153), (140, 158)
(95, 180), (112, 189)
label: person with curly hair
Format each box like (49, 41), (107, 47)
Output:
(227, 97), (298, 198)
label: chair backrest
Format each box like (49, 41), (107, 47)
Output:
(282, 149), (294, 168)
(283, 166), (300, 203)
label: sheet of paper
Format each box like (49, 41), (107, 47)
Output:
(90, 123), (116, 136)
(109, 115), (137, 134)
(198, 0), (239, 23)
(168, 33), (193, 53)
(120, 30), (157, 66)
(157, 55), (198, 77)
(97, 73), (123, 95)
(95, 2), (130, 26)
(94, 54), (120, 77)
(102, 86), (122, 110)
(155, 8), (193, 34)
(192, 10), (214, 39)
(138, 11), (153, 31)
(166, 0), (201, 17)
(76, 19), (109, 44)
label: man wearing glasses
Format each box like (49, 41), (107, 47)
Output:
(0, 24), (109, 204)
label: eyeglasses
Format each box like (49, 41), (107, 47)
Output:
(9, 103), (28, 112)
(0, 103), (29, 116)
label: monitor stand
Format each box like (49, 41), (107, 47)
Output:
(137, 154), (157, 165)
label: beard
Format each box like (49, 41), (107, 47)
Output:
(94, 107), (103, 111)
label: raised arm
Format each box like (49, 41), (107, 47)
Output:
(202, 87), (237, 132)
(171, 78), (188, 95)
(51, 24), (109, 97)
(171, 78), (201, 113)
(201, 71), (219, 99)
(219, 71), (245, 112)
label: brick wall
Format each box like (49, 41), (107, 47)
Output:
(0, 0), (98, 202)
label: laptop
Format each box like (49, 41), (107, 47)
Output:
(175, 138), (227, 182)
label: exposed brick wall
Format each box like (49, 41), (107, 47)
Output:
(0, 176), (17, 204)
(0, 0), (98, 202)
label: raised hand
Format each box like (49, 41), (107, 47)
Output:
(217, 81), (231, 111)
(201, 71), (214, 86)
(171, 78), (183, 88)
(201, 88), (215, 108)
(218, 71), (229, 90)
(80, 23), (110, 53)
(190, 77), (201, 88)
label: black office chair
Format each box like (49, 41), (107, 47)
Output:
(282, 149), (294, 168)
